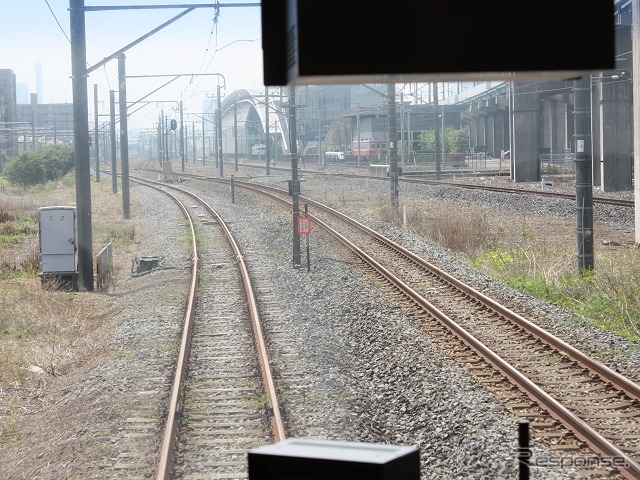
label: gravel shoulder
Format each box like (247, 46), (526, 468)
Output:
(1, 166), (637, 480)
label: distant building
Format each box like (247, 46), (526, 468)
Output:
(1, 93), (75, 152)
(17, 101), (74, 132)
(36, 62), (43, 103)
(295, 85), (379, 147)
(0, 69), (18, 161)
(0, 69), (17, 125)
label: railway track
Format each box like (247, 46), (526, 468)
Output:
(401, 178), (634, 208)
(121, 177), (284, 479)
(176, 173), (640, 478)
(208, 161), (633, 208)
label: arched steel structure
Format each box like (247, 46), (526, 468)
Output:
(219, 89), (290, 159)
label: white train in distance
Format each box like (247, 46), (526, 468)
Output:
(323, 151), (345, 162)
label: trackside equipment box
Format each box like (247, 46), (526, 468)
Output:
(248, 438), (419, 479)
(38, 206), (78, 287)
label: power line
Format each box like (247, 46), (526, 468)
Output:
(44, 0), (71, 43)
(44, 0), (110, 85)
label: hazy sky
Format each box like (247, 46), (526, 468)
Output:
(3, 0), (264, 128)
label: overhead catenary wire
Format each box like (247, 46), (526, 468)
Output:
(44, 0), (70, 43)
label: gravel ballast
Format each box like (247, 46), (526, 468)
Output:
(2, 166), (637, 480)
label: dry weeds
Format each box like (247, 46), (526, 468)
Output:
(0, 177), (139, 472)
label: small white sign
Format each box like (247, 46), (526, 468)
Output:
(577, 140), (585, 153)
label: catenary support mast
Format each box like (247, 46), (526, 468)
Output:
(573, 75), (594, 273)
(70, 0), (94, 291)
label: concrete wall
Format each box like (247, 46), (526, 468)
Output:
(598, 76), (633, 191)
(512, 83), (541, 182)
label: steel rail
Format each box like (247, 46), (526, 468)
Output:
(400, 177), (634, 207)
(232, 178), (640, 396)
(302, 196), (640, 403)
(313, 214), (640, 479)
(220, 178), (640, 478)
(175, 187), (287, 443)
(131, 176), (286, 476)
(130, 181), (199, 480)
(185, 162), (632, 207)
(132, 170), (640, 476)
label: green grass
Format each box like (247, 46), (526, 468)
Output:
(0, 212), (38, 249)
(471, 246), (640, 342)
(0, 412), (22, 443)
(0, 235), (22, 246)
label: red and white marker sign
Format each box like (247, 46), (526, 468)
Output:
(297, 215), (311, 235)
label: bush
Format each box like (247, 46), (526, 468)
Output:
(2, 146), (74, 189)
(3, 153), (46, 189)
(39, 145), (74, 181)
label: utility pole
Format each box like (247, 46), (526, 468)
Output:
(180, 100), (185, 172)
(214, 111), (219, 168)
(159, 112), (164, 163)
(118, 54), (130, 220)
(192, 120), (196, 164)
(318, 115), (323, 168)
(634, 0), (640, 244)
(70, 0), (94, 291)
(289, 85), (301, 268)
(400, 92), (405, 166)
(184, 122), (188, 162)
(164, 113), (169, 163)
(433, 82), (441, 180)
(109, 89), (117, 193)
(30, 94), (37, 152)
(356, 107), (361, 166)
(234, 99), (239, 172)
(574, 75), (594, 273)
(407, 109), (412, 164)
(265, 87), (271, 174)
(202, 115), (205, 166)
(217, 83), (223, 177)
(442, 103), (446, 169)
(387, 83), (398, 207)
(94, 84), (100, 182)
